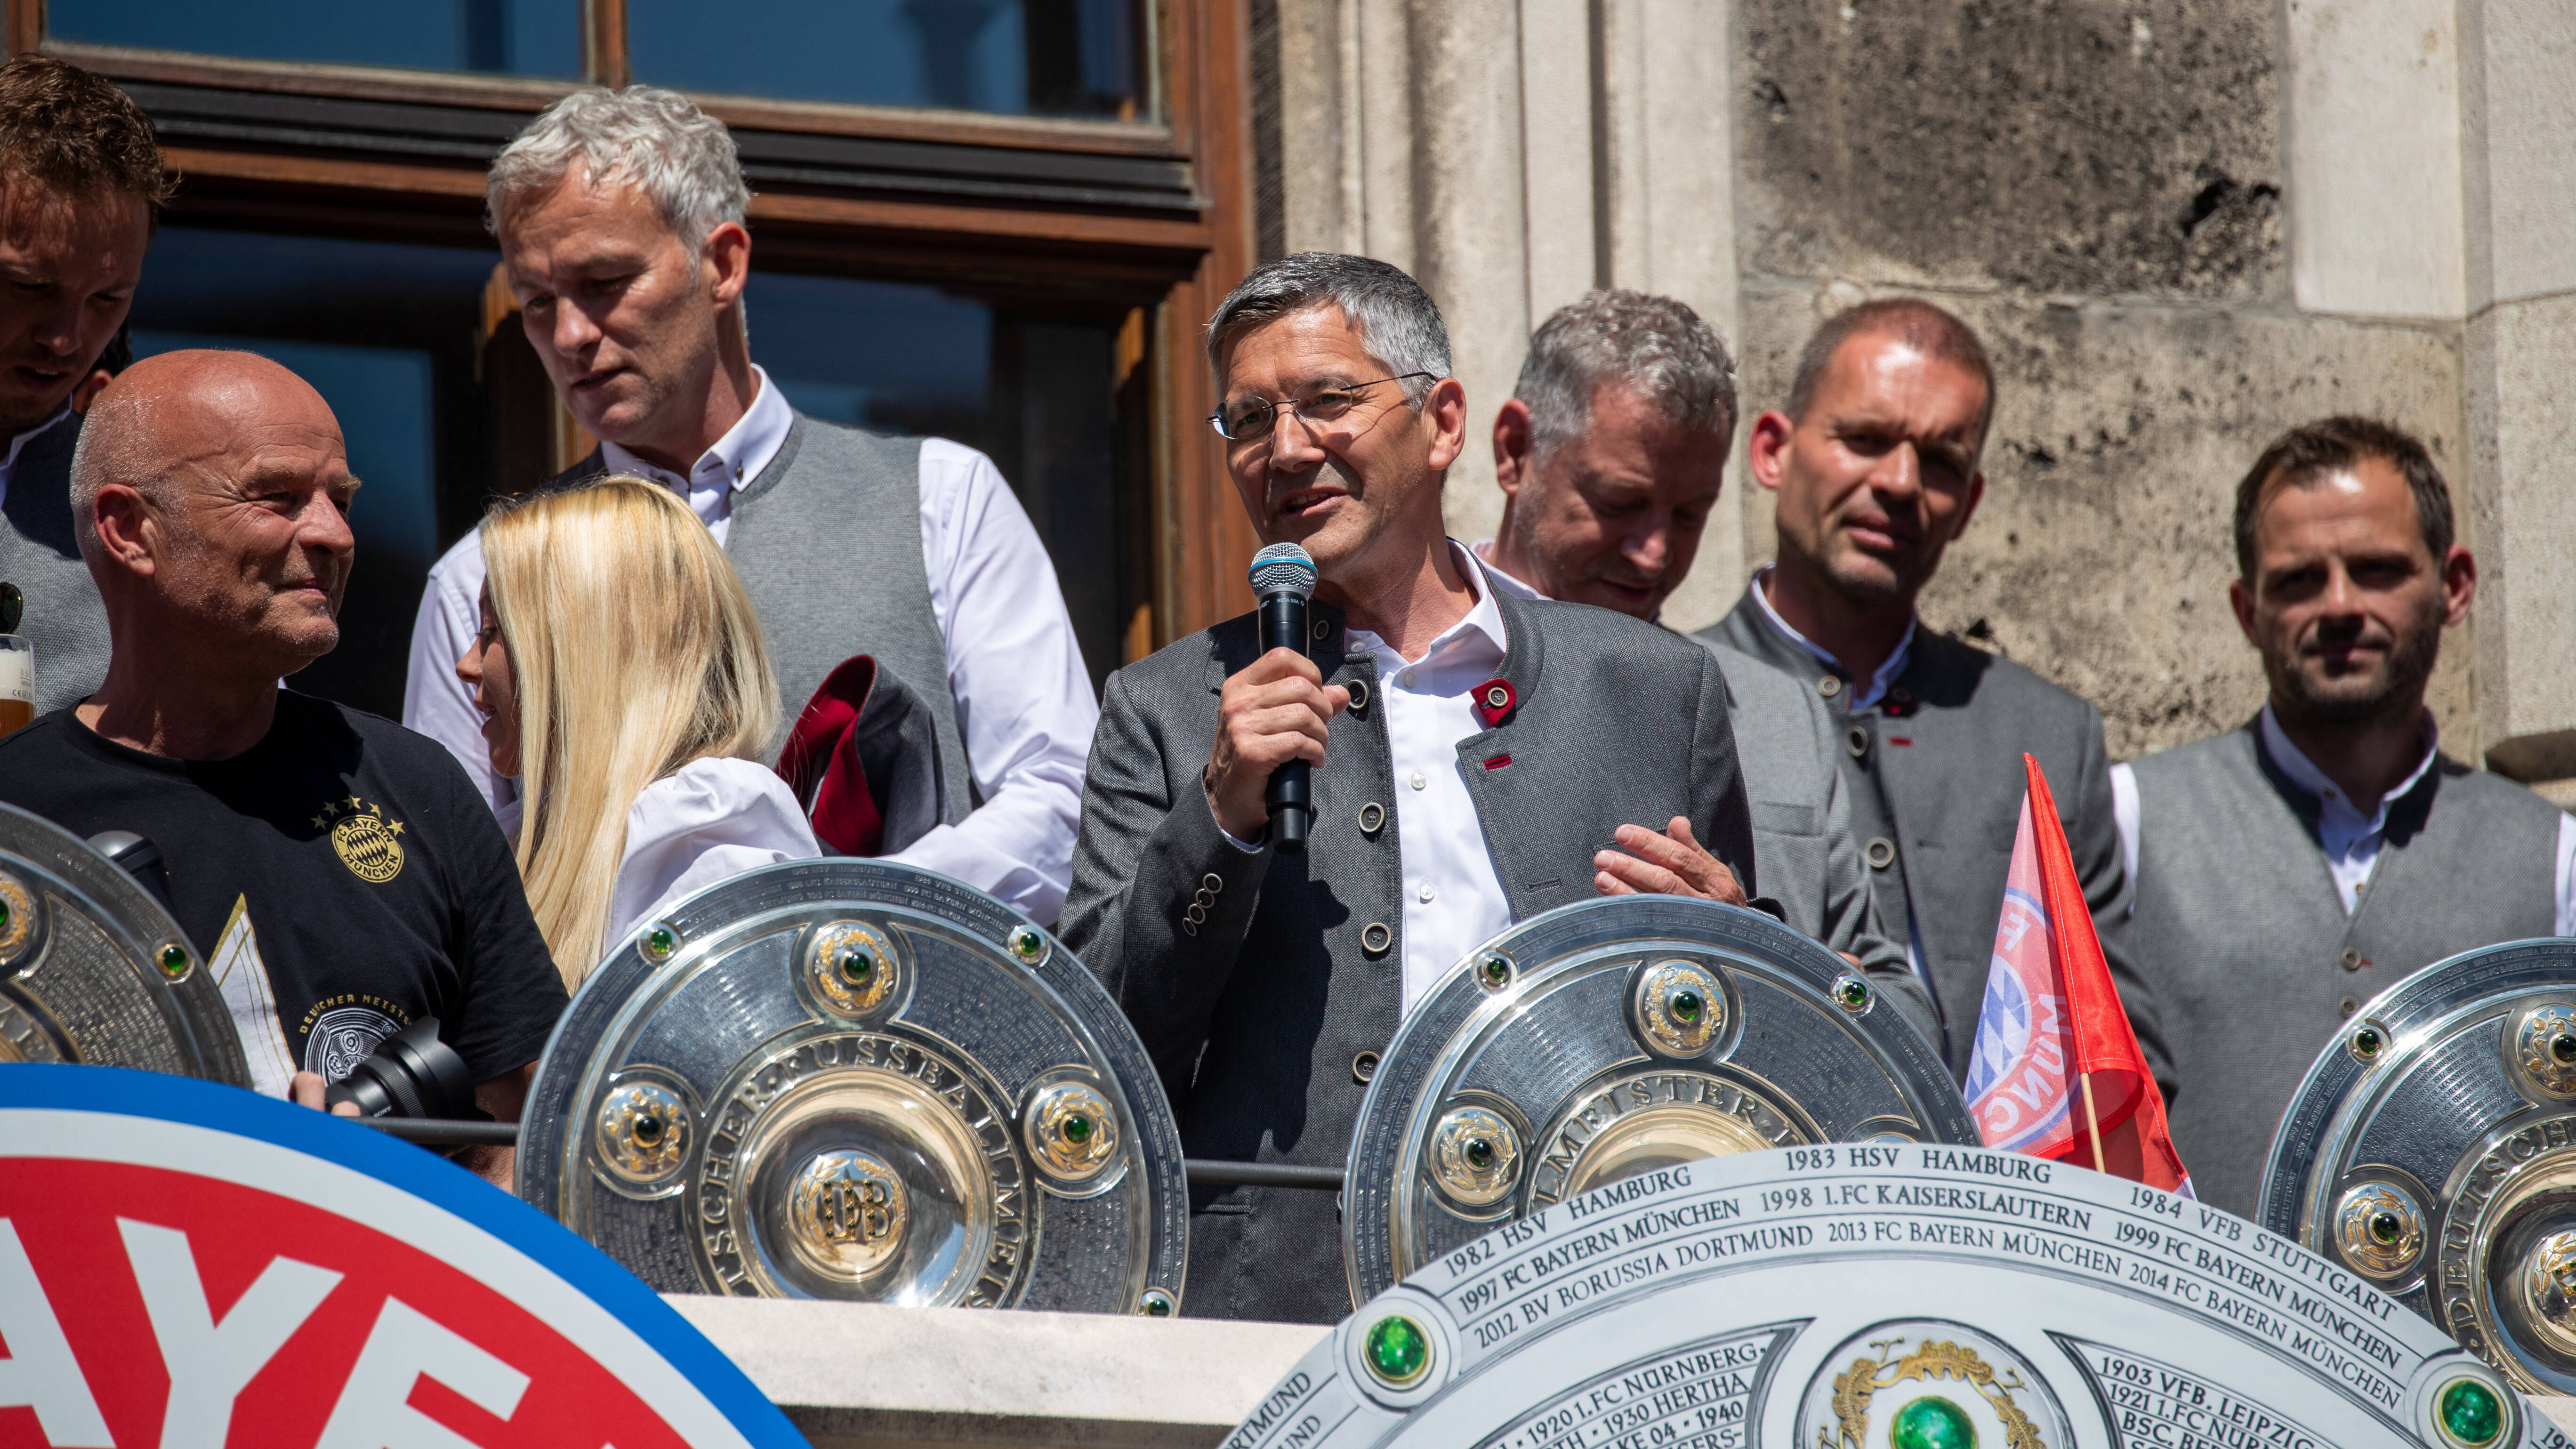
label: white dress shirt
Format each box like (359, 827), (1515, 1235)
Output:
(2109, 704), (2576, 933)
(604, 756), (822, 958)
(403, 365), (1098, 922)
(0, 405), (72, 510)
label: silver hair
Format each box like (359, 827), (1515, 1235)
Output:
(1514, 290), (1738, 461)
(1205, 252), (1451, 403)
(486, 85), (749, 252)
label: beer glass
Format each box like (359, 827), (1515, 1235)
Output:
(0, 635), (32, 736)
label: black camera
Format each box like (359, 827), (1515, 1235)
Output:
(324, 1016), (476, 1119)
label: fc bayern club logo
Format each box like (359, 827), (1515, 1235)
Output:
(0, 1065), (802, 1446)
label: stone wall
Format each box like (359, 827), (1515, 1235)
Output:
(1250, 0), (2576, 771)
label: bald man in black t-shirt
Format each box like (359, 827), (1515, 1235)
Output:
(0, 349), (565, 1184)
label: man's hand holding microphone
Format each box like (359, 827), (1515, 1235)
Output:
(1204, 541), (1744, 907)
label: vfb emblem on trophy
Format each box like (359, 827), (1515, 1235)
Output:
(316, 796), (405, 884)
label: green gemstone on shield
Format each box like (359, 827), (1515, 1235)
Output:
(2354, 1026), (2383, 1056)
(1841, 978), (1870, 1008)
(1669, 989), (1703, 1023)
(1464, 1138), (1494, 1170)
(0, 899), (11, 935)
(1010, 926), (1044, 960)
(2439, 1378), (2502, 1446)
(1890, 1395), (1977, 1449)
(839, 948), (875, 985)
(157, 944), (186, 978)
(1364, 1314), (1428, 1385)
(2369, 1210), (2403, 1245)
(2553, 1033), (2576, 1066)
(1481, 954), (1509, 985)
(1063, 1114), (1093, 1145)
(647, 926), (676, 957)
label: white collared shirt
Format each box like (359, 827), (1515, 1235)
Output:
(1221, 543), (1518, 1013)
(402, 365), (1098, 924)
(0, 405), (73, 510)
(1747, 564), (1916, 712)
(597, 363), (797, 545)
(604, 756), (821, 962)
(2109, 704), (2576, 932)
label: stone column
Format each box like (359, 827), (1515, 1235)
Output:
(2459, 0), (2576, 796)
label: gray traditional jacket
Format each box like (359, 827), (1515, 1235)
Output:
(2128, 720), (2564, 1215)
(0, 414), (110, 716)
(1700, 585), (2168, 1092)
(1062, 587), (1792, 1323)
(1695, 634), (1906, 976)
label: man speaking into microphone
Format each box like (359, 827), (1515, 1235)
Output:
(1062, 253), (1759, 1322)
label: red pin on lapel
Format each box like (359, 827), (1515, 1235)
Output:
(1472, 676), (1516, 728)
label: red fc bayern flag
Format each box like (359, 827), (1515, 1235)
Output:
(1964, 754), (2191, 1194)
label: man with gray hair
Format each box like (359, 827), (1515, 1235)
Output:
(403, 85), (1095, 923)
(1474, 290), (1906, 984)
(1063, 253), (1774, 1322)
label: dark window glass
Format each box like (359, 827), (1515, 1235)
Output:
(127, 228), (503, 718)
(124, 229), (1135, 719)
(628, 0), (1144, 120)
(48, 0), (581, 78)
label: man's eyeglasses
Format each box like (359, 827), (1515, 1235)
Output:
(1208, 373), (1439, 442)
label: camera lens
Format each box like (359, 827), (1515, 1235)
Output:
(324, 1017), (475, 1119)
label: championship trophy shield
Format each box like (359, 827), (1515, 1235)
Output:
(517, 859), (1189, 1315)
(2262, 938), (2576, 1394)
(0, 801), (247, 1085)
(1341, 895), (1978, 1304)
(1239, 1145), (2560, 1449)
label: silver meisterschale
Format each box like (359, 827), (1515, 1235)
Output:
(2261, 937), (2576, 1394)
(1342, 895), (1977, 1305)
(516, 858), (1188, 1315)
(0, 802), (246, 1084)
(1243, 1146), (2554, 1449)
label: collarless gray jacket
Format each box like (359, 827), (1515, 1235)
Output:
(1692, 634), (1906, 977)
(1700, 587), (2168, 1094)
(1063, 586), (1790, 1323)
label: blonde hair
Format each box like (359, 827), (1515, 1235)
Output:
(481, 476), (780, 985)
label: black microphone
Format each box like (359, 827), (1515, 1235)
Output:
(1248, 542), (1320, 853)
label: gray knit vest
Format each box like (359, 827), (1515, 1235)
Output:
(722, 417), (971, 823)
(2130, 721), (2561, 1215)
(0, 415), (109, 716)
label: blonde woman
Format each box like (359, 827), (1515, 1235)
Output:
(456, 476), (819, 987)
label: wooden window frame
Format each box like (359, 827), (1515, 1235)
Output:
(6, 0), (1260, 649)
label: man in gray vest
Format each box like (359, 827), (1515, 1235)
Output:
(1475, 289), (1915, 994)
(1696, 298), (2166, 1093)
(2117, 416), (2571, 1216)
(0, 56), (165, 716)
(402, 86), (1094, 923)
(1064, 253), (1760, 1322)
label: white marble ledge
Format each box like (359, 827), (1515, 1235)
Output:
(665, 1295), (1327, 1448)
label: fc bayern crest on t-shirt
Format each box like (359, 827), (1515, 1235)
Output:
(314, 795), (406, 883)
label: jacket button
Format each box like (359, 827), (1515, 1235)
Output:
(2338, 997), (2359, 1020)
(1204, 873), (1224, 893)
(1312, 619), (1332, 640)
(1847, 726), (1869, 758)
(1819, 675), (1842, 699)
(1361, 922), (1393, 956)
(2340, 948), (2362, 971)
(1865, 837), (1896, 870)
(1347, 680), (1370, 710)
(1352, 1050), (1380, 1084)
(1358, 802), (1385, 836)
